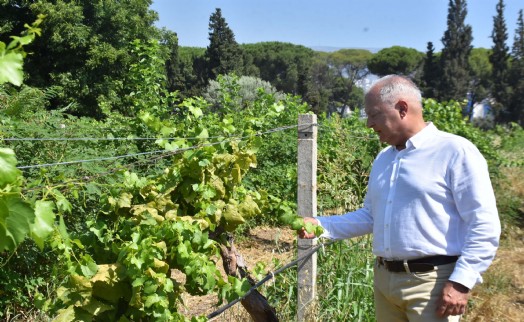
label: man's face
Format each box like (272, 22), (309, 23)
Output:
(364, 93), (403, 146)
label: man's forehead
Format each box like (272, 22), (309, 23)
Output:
(364, 95), (381, 112)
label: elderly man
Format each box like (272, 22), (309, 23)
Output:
(300, 75), (500, 321)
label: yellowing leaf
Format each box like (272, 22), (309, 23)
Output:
(238, 195), (261, 219)
(91, 264), (130, 304)
(223, 204), (245, 231)
(230, 163), (241, 184)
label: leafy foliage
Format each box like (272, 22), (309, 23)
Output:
(367, 46), (424, 77)
(1, 0), (160, 117)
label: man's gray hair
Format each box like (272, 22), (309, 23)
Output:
(367, 75), (422, 105)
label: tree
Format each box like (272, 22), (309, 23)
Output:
(204, 8), (244, 81)
(166, 46), (206, 99)
(421, 42), (441, 99)
(508, 9), (524, 125)
(469, 48), (493, 103)
(490, 0), (511, 122)
(327, 49), (372, 114)
(305, 53), (335, 115)
(0, 0), (160, 118)
(242, 42), (314, 97)
(367, 46), (424, 77)
(438, 0), (473, 102)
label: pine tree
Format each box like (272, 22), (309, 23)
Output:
(508, 9), (524, 125)
(421, 42), (440, 99)
(204, 8), (244, 81)
(490, 0), (511, 123)
(438, 0), (473, 103)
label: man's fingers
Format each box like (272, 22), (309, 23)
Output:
(436, 304), (447, 317)
(298, 227), (315, 239)
(436, 304), (466, 317)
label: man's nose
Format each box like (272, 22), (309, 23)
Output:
(366, 117), (373, 128)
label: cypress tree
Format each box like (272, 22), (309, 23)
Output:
(204, 8), (244, 81)
(438, 0), (473, 103)
(421, 42), (440, 99)
(490, 0), (511, 123)
(508, 10), (524, 125)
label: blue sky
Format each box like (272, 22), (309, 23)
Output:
(150, 0), (523, 52)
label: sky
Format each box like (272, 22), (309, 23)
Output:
(150, 0), (523, 53)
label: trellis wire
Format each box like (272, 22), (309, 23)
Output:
(207, 239), (337, 320)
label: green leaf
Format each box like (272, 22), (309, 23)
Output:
(53, 190), (72, 213)
(58, 215), (70, 244)
(0, 196), (35, 252)
(0, 51), (24, 86)
(188, 105), (203, 118)
(30, 200), (56, 250)
(197, 128), (209, 139)
(144, 293), (161, 308)
(0, 148), (21, 187)
(80, 255), (99, 278)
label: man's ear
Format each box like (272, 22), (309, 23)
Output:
(396, 100), (408, 119)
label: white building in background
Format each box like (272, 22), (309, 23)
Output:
(355, 74), (378, 92)
(471, 99), (494, 121)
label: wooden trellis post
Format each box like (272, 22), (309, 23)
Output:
(297, 114), (318, 321)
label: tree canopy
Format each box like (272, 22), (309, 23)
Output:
(1, 0), (160, 118)
(367, 46), (424, 77)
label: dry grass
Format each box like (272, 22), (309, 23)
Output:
(462, 163), (524, 322)
(463, 227), (524, 322)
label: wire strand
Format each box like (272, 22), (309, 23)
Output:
(206, 239), (337, 320)
(2, 122), (315, 142)
(15, 123), (311, 169)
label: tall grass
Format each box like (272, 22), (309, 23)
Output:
(261, 236), (375, 321)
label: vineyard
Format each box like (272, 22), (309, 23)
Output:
(2, 22), (524, 322)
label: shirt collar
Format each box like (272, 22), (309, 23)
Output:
(405, 122), (437, 150)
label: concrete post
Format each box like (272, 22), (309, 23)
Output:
(297, 114), (317, 321)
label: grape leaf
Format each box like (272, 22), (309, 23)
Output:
(0, 148), (21, 187)
(0, 51), (24, 86)
(30, 200), (56, 250)
(0, 196), (35, 251)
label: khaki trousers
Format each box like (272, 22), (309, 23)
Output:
(374, 260), (461, 322)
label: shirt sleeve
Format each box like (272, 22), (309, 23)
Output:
(316, 194), (374, 240)
(448, 141), (501, 289)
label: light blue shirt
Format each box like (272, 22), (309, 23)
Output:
(317, 122), (500, 289)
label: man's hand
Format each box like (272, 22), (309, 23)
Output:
(436, 281), (470, 317)
(298, 217), (319, 239)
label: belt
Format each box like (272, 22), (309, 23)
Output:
(377, 255), (459, 273)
